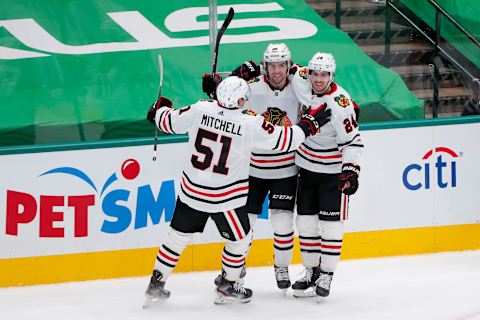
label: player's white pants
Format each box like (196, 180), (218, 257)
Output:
(296, 215), (321, 268)
(270, 209), (294, 267)
(222, 230), (253, 281)
(319, 220), (344, 273)
(153, 227), (192, 281)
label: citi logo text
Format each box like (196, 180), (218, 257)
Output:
(402, 147), (459, 191)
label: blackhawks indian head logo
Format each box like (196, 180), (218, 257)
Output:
(335, 94), (350, 107)
(262, 107), (292, 127)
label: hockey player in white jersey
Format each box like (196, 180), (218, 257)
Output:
(290, 52), (364, 299)
(144, 76), (331, 305)
(204, 44), (301, 293)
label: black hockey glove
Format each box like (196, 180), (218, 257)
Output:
(202, 73), (222, 99)
(147, 96), (173, 125)
(231, 60), (260, 81)
(297, 104), (331, 136)
(338, 164), (360, 195)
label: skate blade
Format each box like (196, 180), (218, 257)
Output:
(142, 292), (170, 308)
(280, 288), (288, 296)
(214, 293), (252, 305)
(293, 288), (316, 298)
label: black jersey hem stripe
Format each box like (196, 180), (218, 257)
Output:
(338, 133), (361, 147)
(251, 150), (295, 157)
(349, 144), (364, 147)
(297, 152), (342, 165)
(300, 144), (339, 153)
(250, 162), (296, 170)
(181, 185), (248, 204)
(183, 172), (248, 190)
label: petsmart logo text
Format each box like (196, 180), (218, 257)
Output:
(5, 159), (175, 237)
(402, 147), (459, 191)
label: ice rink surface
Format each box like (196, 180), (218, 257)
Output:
(1, 250), (479, 320)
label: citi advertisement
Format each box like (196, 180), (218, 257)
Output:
(403, 147), (459, 191)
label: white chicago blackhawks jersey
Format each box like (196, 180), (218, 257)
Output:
(154, 99), (307, 213)
(291, 67), (364, 174)
(244, 75), (301, 179)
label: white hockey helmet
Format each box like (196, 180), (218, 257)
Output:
(308, 52), (336, 93)
(216, 76), (251, 109)
(263, 43), (292, 64)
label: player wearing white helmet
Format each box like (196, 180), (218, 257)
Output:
(204, 44), (302, 294)
(290, 52), (364, 300)
(144, 76), (331, 305)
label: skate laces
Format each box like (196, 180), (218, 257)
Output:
(315, 273), (332, 289)
(297, 267), (314, 283)
(233, 281), (247, 294)
(275, 266), (289, 281)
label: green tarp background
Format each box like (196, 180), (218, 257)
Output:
(0, 0), (423, 147)
(400, 0), (480, 68)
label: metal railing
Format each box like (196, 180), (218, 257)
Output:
(385, 0), (480, 116)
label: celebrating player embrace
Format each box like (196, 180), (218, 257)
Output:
(144, 76), (331, 305)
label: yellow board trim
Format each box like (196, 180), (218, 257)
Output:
(1, 224), (479, 287)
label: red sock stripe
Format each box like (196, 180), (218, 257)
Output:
(158, 249), (179, 263)
(222, 254), (245, 264)
(275, 238), (294, 244)
(299, 242), (321, 247)
(320, 244), (342, 249)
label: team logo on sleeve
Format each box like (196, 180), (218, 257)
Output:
(299, 67), (308, 79)
(242, 109), (258, 116)
(262, 107), (292, 126)
(335, 94), (350, 107)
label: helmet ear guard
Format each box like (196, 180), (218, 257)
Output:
(216, 76), (251, 109)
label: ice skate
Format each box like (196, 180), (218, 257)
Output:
(315, 271), (333, 302)
(274, 265), (291, 295)
(214, 279), (253, 305)
(143, 270), (170, 308)
(292, 266), (321, 298)
(213, 265), (246, 287)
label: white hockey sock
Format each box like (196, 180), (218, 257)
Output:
(153, 227), (192, 281)
(319, 220), (344, 273)
(222, 231), (252, 281)
(296, 214), (321, 268)
(271, 209), (294, 267)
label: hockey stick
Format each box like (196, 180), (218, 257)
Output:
(211, 7), (235, 75)
(153, 53), (163, 161)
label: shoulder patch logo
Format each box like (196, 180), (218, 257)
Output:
(299, 67), (308, 79)
(335, 94), (350, 108)
(242, 109), (258, 116)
